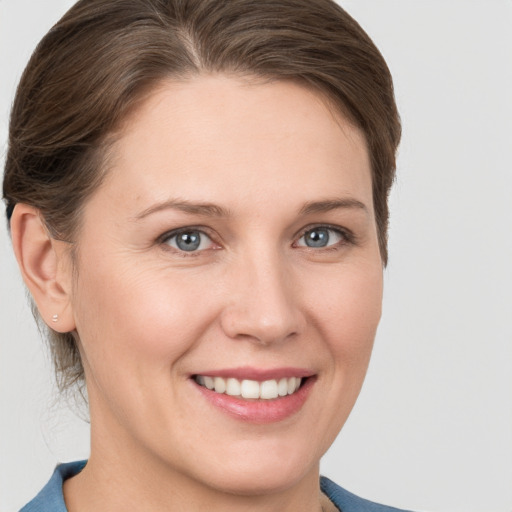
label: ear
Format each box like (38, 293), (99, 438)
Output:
(10, 204), (76, 333)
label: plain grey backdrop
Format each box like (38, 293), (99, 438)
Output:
(1, 1), (511, 511)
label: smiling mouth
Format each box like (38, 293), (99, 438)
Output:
(193, 375), (304, 400)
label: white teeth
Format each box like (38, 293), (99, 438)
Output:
(260, 379), (279, 399)
(278, 377), (288, 397)
(226, 378), (241, 396)
(241, 379), (260, 399)
(196, 375), (304, 400)
(288, 377), (300, 395)
(213, 377), (226, 393)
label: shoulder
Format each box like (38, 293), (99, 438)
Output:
(321, 476), (416, 512)
(19, 461), (87, 512)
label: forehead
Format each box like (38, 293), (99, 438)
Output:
(100, 75), (373, 217)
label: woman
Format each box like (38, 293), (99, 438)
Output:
(3, 0), (405, 510)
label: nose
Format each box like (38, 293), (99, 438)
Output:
(219, 251), (305, 346)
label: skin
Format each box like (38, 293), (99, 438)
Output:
(13, 75), (383, 512)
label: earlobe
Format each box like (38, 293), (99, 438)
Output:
(10, 204), (76, 333)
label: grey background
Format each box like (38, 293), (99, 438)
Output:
(1, 1), (511, 511)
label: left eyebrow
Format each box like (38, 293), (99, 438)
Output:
(299, 197), (369, 216)
(132, 199), (231, 220)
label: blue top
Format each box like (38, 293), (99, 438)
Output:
(20, 461), (413, 511)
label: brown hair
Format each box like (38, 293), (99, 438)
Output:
(3, 0), (401, 393)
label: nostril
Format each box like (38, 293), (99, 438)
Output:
(220, 308), (302, 346)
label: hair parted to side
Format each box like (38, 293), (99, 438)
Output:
(3, 0), (401, 395)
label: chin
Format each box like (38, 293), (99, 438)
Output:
(183, 437), (322, 497)
(205, 462), (315, 497)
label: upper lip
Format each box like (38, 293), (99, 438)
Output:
(191, 366), (315, 381)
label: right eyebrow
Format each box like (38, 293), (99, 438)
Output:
(132, 199), (231, 221)
(299, 197), (369, 216)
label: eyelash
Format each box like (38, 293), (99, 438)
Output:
(295, 224), (356, 250)
(157, 224), (355, 256)
(158, 226), (218, 257)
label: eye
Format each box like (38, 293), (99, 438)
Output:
(296, 226), (346, 248)
(162, 229), (215, 253)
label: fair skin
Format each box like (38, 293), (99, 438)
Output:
(12, 75), (383, 512)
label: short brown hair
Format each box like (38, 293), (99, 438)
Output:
(3, 0), (401, 393)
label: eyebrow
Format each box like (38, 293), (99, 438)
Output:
(133, 199), (231, 220)
(299, 198), (369, 216)
(133, 196), (368, 221)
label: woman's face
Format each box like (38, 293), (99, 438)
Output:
(69, 76), (382, 495)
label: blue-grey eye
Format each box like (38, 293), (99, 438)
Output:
(297, 227), (344, 248)
(165, 230), (212, 252)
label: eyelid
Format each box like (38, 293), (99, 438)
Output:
(158, 226), (220, 253)
(156, 223), (355, 254)
(294, 224), (356, 248)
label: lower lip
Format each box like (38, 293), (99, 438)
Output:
(193, 377), (315, 424)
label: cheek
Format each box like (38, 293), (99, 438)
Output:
(311, 261), (383, 367)
(295, 261), (382, 456)
(71, 255), (217, 380)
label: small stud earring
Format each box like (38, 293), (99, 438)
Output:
(52, 314), (59, 323)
